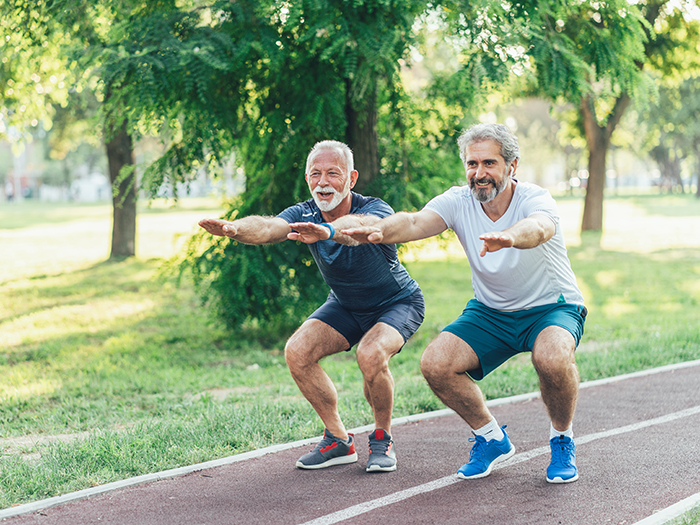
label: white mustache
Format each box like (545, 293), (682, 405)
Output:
(313, 186), (338, 196)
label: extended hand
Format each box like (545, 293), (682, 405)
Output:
(287, 222), (332, 244)
(199, 218), (239, 238)
(479, 231), (515, 256)
(340, 226), (383, 244)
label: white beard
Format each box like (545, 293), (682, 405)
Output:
(312, 182), (350, 212)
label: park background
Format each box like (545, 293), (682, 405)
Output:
(1, 0), (700, 520)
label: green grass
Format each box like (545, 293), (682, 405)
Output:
(1, 194), (700, 510)
(669, 505), (700, 525)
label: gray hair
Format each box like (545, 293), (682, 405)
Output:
(305, 140), (354, 175)
(457, 123), (521, 164)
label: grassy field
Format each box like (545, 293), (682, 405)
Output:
(1, 194), (700, 511)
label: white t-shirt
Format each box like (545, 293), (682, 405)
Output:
(424, 182), (584, 311)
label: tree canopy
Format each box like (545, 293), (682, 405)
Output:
(504, 0), (700, 229)
(3, 0), (698, 331)
(164, 0), (482, 331)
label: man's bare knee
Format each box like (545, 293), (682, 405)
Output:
(284, 336), (314, 372)
(420, 343), (447, 384)
(532, 346), (575, 378)
(533, 327), (576, 370)
(356, 346), (389, 383)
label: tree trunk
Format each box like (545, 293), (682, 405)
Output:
(345, 78), (379, 195)
(651, 144), (686, 193)
(581, 130), (606, 231)
(580, 94), (631, 231)
(671, 153), (684, 193)
(106, 119), (137, 258)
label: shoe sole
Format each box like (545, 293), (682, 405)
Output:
(457, 445), (516, 480)
(366, 463), (397, 472)
(296, 452), (358, 470)
(546, 472), (579, 484)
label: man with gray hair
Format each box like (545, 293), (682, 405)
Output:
(199, 140), (424, 473)
(342, 123), (586, 484)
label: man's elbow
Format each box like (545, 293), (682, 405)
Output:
(537, 224), (555, 246)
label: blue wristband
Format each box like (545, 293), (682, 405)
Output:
(320, 223), (335, 240)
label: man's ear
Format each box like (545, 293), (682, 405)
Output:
(350, 170), (359, 188)
(509, 159), (518, 176)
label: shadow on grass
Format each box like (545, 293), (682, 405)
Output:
(0, 256), (294, 429)
(0, 258), (165, 325)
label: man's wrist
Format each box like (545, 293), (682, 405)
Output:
(320, 223), (335, 240)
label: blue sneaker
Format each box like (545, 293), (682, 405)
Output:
(457, 426), (515, 479)
(547, 435), (578, 483)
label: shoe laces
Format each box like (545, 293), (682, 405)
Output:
(312, 432), (338, 452)
(551, 436), (574, 465)
(369, 436), (391, 455)
(468, 434), (488, 459)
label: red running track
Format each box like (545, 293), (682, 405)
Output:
(2, 361), (700, 525)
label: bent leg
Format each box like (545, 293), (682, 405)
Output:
(420, 331), (493, 430)
(531, 325), (579, 432)
(284, 319), (351, 439)
(355, 323), (404, 434)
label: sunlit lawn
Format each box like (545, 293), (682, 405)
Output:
(0, 193), (699, 509)
(0, 197), (219, 281)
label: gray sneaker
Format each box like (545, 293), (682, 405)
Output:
(296, 429), (358, 469)
(366, 429), (396, 472)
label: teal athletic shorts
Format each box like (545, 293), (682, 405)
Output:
(443, 298), (587, 380)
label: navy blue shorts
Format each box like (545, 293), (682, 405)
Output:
(443, 298), (587, 380)
(308, 289), (425, 350)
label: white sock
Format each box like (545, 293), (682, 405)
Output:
(474, 418), (504, 442)
(550, 423), (573, 440)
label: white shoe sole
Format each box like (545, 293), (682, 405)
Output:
(457, 445), (516, 480)
(546, 472), (579, 484)
(296, 452), (358, 469)
(366, 462), (397, 472)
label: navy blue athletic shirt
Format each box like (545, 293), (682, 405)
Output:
(277, 192), (420, 313)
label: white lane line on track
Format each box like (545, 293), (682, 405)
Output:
(298, 405), (700, 525)
(632, 492), (700, 525)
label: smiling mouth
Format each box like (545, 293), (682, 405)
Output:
(473, 179), (495, 188)
(314, 185), (337, 197)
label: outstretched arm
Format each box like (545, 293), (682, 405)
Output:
(340, 209), (448, 244)
(287, 214), (381, 246)
(198, 216), (291, 245)
(478, 213), (555, 257)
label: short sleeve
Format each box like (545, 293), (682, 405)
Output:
(277, 203), (305, 224)
(423, 187), (463, 230)
(520, 187), (559, 226)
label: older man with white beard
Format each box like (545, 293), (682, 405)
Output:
(199, 140), (424, 473)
